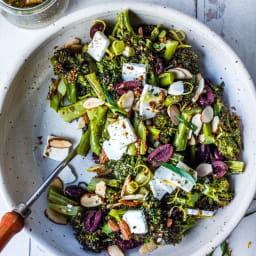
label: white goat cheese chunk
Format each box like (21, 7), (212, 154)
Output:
(149, 178), (167, 200)
(139, 84), (167, 119)
(122, 210), (148, 234)
(43, 136), (70, 161)
(122, 63), (146, 84)
(88, 31), (110, 61)
(107, 118), (137, 147)
(58, 165), (77, 184)
(102, 139), (127, 161)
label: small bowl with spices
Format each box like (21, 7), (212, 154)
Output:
(0, 0), (69, 29)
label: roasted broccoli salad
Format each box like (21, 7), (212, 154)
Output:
(45, 10), (245, 256)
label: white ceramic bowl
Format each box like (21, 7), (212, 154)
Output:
(0, 2), (256, 256)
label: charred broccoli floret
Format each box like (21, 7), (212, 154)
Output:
(196, 178), (233, 207)
(167, 48), (200, 74)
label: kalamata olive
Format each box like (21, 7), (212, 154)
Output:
(115, 81), (142, 96)
(90, 23), (105, 38)
(213, 147), (225, 161)
(196, 144), (210, 163)
(212, 160), (228, 178)
(85, 209), (102, 232)
(198, 87), (215, 107)
(65, 185), (87, 202)
(116, 239), (140, 250)
(92, 153), (99, 163)
(148, 144), (173, 167)
(155, 58), (164, 75)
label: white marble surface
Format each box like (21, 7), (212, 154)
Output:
(0, 0), (255, 255)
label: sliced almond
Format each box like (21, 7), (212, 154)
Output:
(191, 113), (202, 136)
(107, 202), (122, 209)
(48, 138), (72, 149)
(118, 91), (134, 110)
(80, 193), (104, 207)
(212, 116), (220, 134)
(45, 208), (67, 225)
(167, 69), (186, 79)
(107, 245), (124, 256)
(108, 219), (120, 232)
(175, 67), (193, 79)
(196, 163), (213, 177)
(121, 194), (144, 201)
(139, 242), (157, 255)
(167, 104), (180, 125)
(192, 77), (205, 102)
(119, 220), (131, 240)
(121, 175), (132, 197)
(201, 105), (214, 123)
(95, 181), (106, 198)
(188, 134), (196, 146)
(198, 134), (205, 143)
(119, 200), (139, 207)
(83, 97), (105, 109)
(71, 44), (82, 52)
(100, 149), (109, 164)
(50, 177), (63, 190)
(87, 165), (111, 176)
(168, 81), (184, 95)
(195, 73), (202, 82)
(64, 37), (81, 49)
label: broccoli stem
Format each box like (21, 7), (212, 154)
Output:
(127, 143), (137, 156)
(164, 40), (179, 61)
(159, 72), (175, 87)
(202, 123), (215, 144)
(58, 98), (87, 122)
(48, 188), (78, 206)
(62, 76), (77, 104)
(86, 73), (106, 101)
(50, 93), (61, 112)
(87, 177), (121, 191)
(147, 126), (160, 144)
(147, 70), (158, 86)
(225, 161), (245, 173)
(89, 106), (108, 155)
(173, 107), (202, 151)
(134, 114), (147, 155)
(77, 128), (91, 156)
(48, 203), (81, 216)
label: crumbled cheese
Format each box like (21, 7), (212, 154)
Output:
(122, 63), (146, 84)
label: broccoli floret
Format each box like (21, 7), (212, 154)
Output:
(167, 48), (200, 74)
(196, 178), (233, 207)
(105, 155), (145, 180)
(153, 113), (176, 144)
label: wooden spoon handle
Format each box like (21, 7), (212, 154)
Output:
(0, 211), (24, 252)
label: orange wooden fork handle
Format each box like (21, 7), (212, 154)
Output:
(0, 211), (24, 252)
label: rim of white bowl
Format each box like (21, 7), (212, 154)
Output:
(0, 1), (255, 256)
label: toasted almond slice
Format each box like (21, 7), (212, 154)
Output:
(64, 37), (81, 48)
(100, 149), (109, 164)
(121, 175), (132, 197)
(107, 203), (122, 209)
(188, 134), (196, 146)
(202, 106), (214, 123)
(108, 219), (120, 232)
(212, 116), (220, 134)
(83, 97), (105, 109)
(167, 68), (186, 79)
(50, 177), (63, 190)
(45, 208), (67, 225)
(191, 113), (202, 136)
(48, 138), (72, 149)
(119, 220), (131, 240)
(139, 242), (157, 255)
(107, 245), (124, 256)
(198, 134), (205, 144)
(167, 104), (180, 125)
(196, 163), (213, 177)
(95, 181), (106, 198)
(192, 77), (205, 102)
(121, 194), (144, 201)
(175, 67), (193, 79)
(80, 193), (104, 207)
(168, 81), (184, 95)
(118, 91), (134, 110)
(71, 44), (82, 52)
(119, 200), (139, 207)
(195, 73), (202, 82)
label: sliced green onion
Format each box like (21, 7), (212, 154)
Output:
(175, 115), (197, 132)
(159, 72), (175, 87)
(112, 40), (125, 55)
(164, 40), (179, 61)
(155, 161), (196, 185)
(127, 181), (139, 194)
(135, 164), (153, 186)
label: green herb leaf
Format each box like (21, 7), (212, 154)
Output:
(155, 161), (196, 185)
(175, 115), (197, 132)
